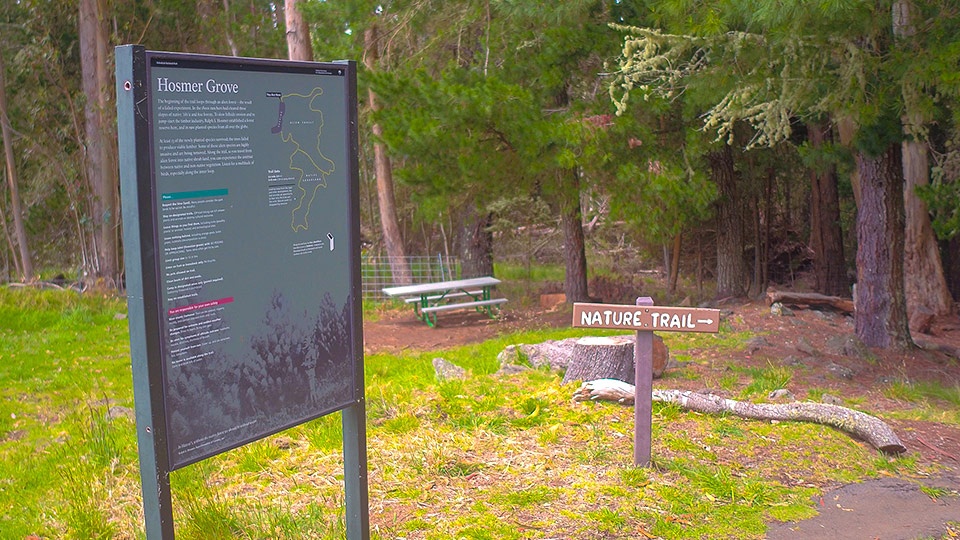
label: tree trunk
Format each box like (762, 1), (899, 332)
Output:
(709, 146), (747, 298)
(902, 139), (952, 317)
(79, 0), (119, 287)
(0, 51), (33, 282)
(751, 191), (762, 296)
(95, 0), (119, 284)
(837, 116), (861, 206)
(945, 237), (960, 302)
(668, 231), (681, 294)
(894, 0), (953, 318)
(559, 168), (589, 303)
(364, 25), (411, 285)
(221, 0), (239, 56)
(284, 0), (313, 61)
(457, 204), (494, 278)
(194, 0), (217, 54)
(573, 380), (906, 455)
(807, 120), (849, 297)
(696, 236), (703, 298)
(763, 167), (773, 289)
(854, 144), (912, 349)
(783, 160), (792, 232)
(0, 198), (15, 279)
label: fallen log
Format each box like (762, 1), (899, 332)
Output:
(914, 338), (960, 360)
(573, 379), (905, 455)
(766, 288), (854, 314)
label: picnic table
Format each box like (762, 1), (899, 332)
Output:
(382, 276), (507, 327)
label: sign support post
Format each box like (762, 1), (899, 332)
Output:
(342, 402), (369, 539)
(116, 44), (176, 539)
(572, 299), (720, 467)
(634, 297), (654, 466)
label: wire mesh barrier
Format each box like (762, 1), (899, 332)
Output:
(361, 254), (460, 300)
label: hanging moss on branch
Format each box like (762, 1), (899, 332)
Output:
(573, 379), (906, 455)
(608, 23), (862, 149)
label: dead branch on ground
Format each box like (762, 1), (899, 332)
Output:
(573, 379), (905, 455)
(766, 288), (854, 314)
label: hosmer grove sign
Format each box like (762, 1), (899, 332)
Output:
(573, 299), (720, 466)
(117, 47), (368, 539)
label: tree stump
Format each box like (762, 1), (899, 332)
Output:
(562, 335), (669, 385)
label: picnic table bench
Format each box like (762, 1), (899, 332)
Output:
(382, 276), (507, 327)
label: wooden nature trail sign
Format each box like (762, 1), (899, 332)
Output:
(572, 298), (720, 466)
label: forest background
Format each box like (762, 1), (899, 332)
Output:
(1, 0), (960, 351)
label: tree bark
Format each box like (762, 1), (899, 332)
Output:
(457, 204), (494, 278)
(668, 231), (681, 294)
(221, 0), (239, 56)
(837, 117), (861, 206)
(0, 51), (34, 282)
(902, 138), (952, 316)
(709, 145), (747, 298)
(751, 191), (761, 296)
(96, 0), (118, 283)
(763, 167), (773, 289)
(854, 144), (912, 349)
(79, 0), (119, 287)
(364, 25), (411, 285)
(573, 380), (906, 455)
(945, 237), (960, 302)
(0, 197), (15, 278)
(559, 167), (589, 302)
(807, 120), (849, 297)
(284, 0), (313, 61)
(894, 0), (953, 318)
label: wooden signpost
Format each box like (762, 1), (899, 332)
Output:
(572, 298), (720, 466)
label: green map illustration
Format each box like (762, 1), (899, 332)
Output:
(272, 88), (336, 232)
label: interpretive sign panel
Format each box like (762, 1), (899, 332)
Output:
(118, 46), (368, 540)
(118, 48), (363, 469)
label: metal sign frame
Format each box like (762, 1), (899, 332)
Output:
(116, 45), (368, 539)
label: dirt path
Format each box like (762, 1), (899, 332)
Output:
(362, 306), (571, 355)
(766, 475), (960, 539)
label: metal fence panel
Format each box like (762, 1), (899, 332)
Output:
(360, 255), (460, 300)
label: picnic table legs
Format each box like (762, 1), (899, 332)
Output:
(411, 296), (435, 327)
(408, 289), (466, 326)
(423, 300), (438, 327)
(476, 287), (499, 318)
(413, 286), (503, 327)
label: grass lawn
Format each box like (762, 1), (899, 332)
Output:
(0, 287), (953, 539)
